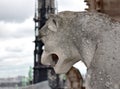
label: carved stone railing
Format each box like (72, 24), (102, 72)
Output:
(84, 0), (120, 21)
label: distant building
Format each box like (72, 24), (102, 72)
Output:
(0, 76), (25, 88)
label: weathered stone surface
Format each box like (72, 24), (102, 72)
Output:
(39, 11), (120, 89)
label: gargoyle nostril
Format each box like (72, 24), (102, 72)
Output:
(51, 54), (59, 66)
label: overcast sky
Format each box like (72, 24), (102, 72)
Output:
(0, 0), (87, 78)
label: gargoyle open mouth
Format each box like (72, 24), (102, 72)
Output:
(41, 51), (73, 73)
(51, 54), (59, 67)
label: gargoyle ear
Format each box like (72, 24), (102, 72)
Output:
(48, 17), (58, 32)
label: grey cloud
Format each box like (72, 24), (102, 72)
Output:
(0, 44), (33, 62)
(0, 63), (32, 71)
(0, 20), (34, 39)
(5, 47), (23, 53)
(0, 28), (34, 39)
(12, 28), (34, 38)
(0, 0), (34, 22)
(0, 53), (27, 61)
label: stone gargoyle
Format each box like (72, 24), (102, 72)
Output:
(39, 11), (120, 89)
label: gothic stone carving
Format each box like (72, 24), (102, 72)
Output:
(39, 11), (120, 89)
(66, 67), (84, 89)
